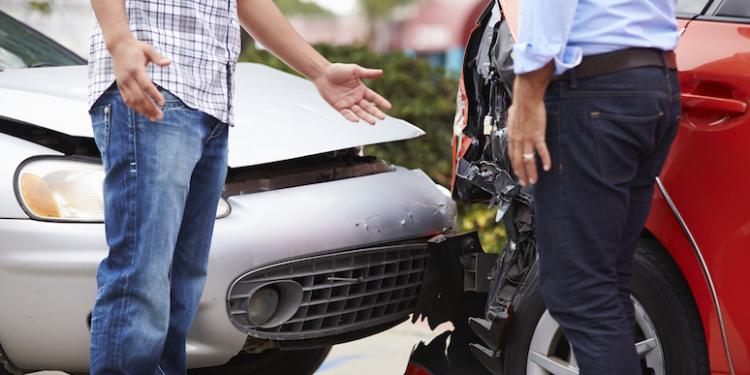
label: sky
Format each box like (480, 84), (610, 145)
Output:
(310, 0), (358, 15)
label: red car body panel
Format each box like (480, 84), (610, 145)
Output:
(647, 18), (750, 374)
(455, 3), (750, 372)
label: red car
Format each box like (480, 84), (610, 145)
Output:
(412, 0), (750, 374)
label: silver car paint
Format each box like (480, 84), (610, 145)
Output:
(0, 167), (456, 372)
(0, 63), (456, 372)
(0, 64), (425, 168)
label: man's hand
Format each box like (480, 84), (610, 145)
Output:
(313, 64), (392, 125)
(237, 0), (392, 125)
(110, 38), (171, 121)
(90, 0), (172, 121)
(507, 99), (551, 186)
(507, 62), (555, 186)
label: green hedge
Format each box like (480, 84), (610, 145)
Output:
(240, 45), (505, 252)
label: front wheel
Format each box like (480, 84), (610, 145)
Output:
(188, 346), (331, 375)
(503, 239), (709, 375)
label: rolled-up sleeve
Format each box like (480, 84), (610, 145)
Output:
(513, 0), (582, 75)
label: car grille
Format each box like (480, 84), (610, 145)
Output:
(227, 243), (428, 340)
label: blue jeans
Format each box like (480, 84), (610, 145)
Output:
(535, 66), (680, 375)
(88, 87), (228, 375)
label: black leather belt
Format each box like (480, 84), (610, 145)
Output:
(554, 48), (677, 81)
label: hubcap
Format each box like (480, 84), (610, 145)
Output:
(526, 298), (664, 375)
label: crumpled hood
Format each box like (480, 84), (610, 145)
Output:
(0, 63), (424, 167)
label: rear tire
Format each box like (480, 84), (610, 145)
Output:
(503, 239), (709, 374)
(188, 346), (331, 375)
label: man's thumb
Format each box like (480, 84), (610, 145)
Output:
(145, 46), (171, 67)
(356, 66), (384, 79)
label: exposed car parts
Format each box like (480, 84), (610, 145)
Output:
(409, 195), (537, 375)
(411, 233), (494, 375)
(468, 192), (536, 375)
(449, 2), (543, 374)
(452, 1), (516, 213)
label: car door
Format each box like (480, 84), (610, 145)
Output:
(647, 0), (750, 373)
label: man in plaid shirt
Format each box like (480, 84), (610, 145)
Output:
(87, 1), (391, 373)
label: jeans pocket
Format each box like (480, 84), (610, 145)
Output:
(156, 87), (188, 112)
(590, 111), (664, 183)
(90, 104), (111, 156)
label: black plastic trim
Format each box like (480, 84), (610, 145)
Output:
(0, 116), (100, 157)
(226, 242), (431, 340)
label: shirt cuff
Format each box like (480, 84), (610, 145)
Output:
(512, 42), (583, 76)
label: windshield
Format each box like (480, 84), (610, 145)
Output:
(0, 11), (85, 70)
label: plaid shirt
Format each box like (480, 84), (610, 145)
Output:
(88, 0), (242, 125)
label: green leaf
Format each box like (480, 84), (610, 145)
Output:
(28, 0), (52, 14)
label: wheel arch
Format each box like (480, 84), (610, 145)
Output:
(644, 181), (732, 373)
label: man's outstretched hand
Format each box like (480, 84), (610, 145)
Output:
(313, 63), (393, 125)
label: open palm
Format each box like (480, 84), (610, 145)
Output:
(313, 63), (392, 125)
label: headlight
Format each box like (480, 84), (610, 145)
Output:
(15, 157), (231, 222)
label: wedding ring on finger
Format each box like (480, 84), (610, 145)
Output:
(523, 153), (535, 161)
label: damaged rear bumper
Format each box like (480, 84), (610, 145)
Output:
(411, 190), (537, 375)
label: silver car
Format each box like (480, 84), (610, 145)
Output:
(0, 11), (456, 375)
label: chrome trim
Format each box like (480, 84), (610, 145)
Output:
(655, 177), (735, 374)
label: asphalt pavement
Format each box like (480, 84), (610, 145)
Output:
(315, 319), (452, 375)
(30, 318), (451, 375)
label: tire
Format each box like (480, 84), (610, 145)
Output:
(188, 346), (331, 375)
(503, 239), (709, 375)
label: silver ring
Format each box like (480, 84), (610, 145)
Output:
(523, 153), (535, 161)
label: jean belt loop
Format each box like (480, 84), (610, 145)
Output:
(569, 68), (578, 89)
(658, 50), (669, 77)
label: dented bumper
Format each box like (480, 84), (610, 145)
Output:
(0, 167), (458, 372)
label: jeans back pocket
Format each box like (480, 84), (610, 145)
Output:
(590, 111), (664, 183)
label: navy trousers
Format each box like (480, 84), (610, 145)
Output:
(534, 66), (680, 374)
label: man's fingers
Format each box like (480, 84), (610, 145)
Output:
(366, 89), (392, 110)
(131, 71), (163, 120)
(360, 99), (386, 120)
(509, 139), (528, 186)
(136, 73), (165, 108)
(523, 141), (539, 185)
(351, 104), (377, 125)
(356, 66), (384, 79)
(536, 139), (552, 172)
(340, 109), (359, 123)
(125, 79), (161, 121)
(117, 81), (133, 107)
(144, 46), (172, 67)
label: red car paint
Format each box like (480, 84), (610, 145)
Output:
(454, 3), (750, 374)
(647, 17), (750, 374)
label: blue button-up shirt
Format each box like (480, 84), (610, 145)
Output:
(513, 0), (680, 75)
